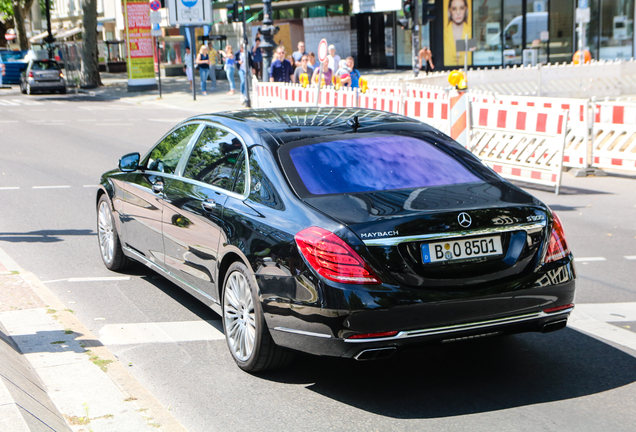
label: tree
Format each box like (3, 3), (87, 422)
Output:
(0, 0), (12, 49)
(81, 0), (102, 87)
(10, 0), (35, 50)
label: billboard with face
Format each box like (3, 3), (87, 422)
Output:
(444, 0), (473, 66)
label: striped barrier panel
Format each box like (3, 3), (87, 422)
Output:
(318, 87), (358, 108)
(478, 95), (591, 169)
(470, 103), (569, 194)
(358, 93), (402, 114)
(403, 96), (449, 133)
(281, 85), (316, 106)
(591, 102), (636, 172)
(449, 90), (469, 147)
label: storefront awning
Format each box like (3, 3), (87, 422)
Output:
(56, 27), (82, 40)
(29, 31), (50, 43)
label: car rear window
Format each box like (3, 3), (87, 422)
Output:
(281, 135), (481, 196)
(32, 61), (60, 70)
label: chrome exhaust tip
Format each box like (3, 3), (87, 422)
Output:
(542, 319), (568, 333)
(354, 347), (397, 361)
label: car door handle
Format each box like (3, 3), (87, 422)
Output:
(152, 182), (164, 194)
(202, 199), (216, 211)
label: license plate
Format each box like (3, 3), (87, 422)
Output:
(421, 235), (503, 263)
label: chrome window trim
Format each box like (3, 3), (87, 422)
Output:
(140, 121), (203, 174)
(180, 121), (251, 200)
(344, 307), (573, 344)
(362, 221), (546, 247)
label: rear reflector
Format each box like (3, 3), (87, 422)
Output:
(544, 212), (570, 263)
(544, 303), (574, 314)
(295, 227), (381, 284)
(348, 331), (399, 339)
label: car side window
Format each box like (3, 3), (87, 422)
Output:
(144, 124), (198, 174)
(183, 126), (245, 192)
(246, 153), (283, 209)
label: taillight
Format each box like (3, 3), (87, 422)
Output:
(295, 227), (381, 284)
(59, 72), (64, 78)
(28, 71), (33, 78)
(544, 212), (570, 263)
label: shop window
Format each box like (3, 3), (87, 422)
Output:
(307, 6), (327, 18)
(549, 0), (574, 64)
(276, 8), (294, 20)
(473, 0), (502, 66)
(503, 0), (523, 65)
(525, 0), (548, 64)
(599, 0), (634, 60)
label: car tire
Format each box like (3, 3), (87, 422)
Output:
(97, 194), (130, 271)
(60, 87), (67, 94)
(20, 81), (26, 94)
(26, 83), (32, 95)
(222, 261), (293, 372)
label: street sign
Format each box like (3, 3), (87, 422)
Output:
(318, 39), (328, 62)
(150, 11), (162, 37)
(167, 0), (212, 25)
(576, 7), (590, 23)
(149, 0), (161, 11)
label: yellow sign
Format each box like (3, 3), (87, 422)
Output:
(444, 0), (472, 67)
(123, 0), (156, 82)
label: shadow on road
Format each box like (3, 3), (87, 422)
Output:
(0, 229), (95, 243)
(257, 329), (636, 418)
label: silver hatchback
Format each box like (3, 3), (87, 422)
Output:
(20, 59), (66, 95)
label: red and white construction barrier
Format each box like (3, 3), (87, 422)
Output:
(591, 102), (636, 172)
(470, 103), (569, 194)
(403, 96), (449, 133)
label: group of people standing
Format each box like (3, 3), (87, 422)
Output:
(268, 41), (361, 89)
(182, 39), (362, 100)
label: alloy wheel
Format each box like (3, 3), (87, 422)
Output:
(223, 270), (256, 362)
(98, 200), (115, 265)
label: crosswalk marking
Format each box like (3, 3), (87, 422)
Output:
(99, 320), (225, 345)
(0, 100), (19, 106)
(574, 257), (607, 262)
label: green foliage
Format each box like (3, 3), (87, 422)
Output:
(39, 0), (54, 17)
(0, 0), (13, 19)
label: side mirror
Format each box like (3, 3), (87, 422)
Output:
(119, 152), (140, 172)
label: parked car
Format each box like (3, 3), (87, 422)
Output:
(96, 108), (576, 372)
(20, 58), (66, 94)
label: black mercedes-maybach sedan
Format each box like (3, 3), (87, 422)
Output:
(97, 107), (576, 372)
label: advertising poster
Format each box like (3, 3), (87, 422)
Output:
(122, 0), (157, 89)
(444, 0), (473, 67)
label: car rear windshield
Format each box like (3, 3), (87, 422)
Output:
(32, 61), (60, 70)
(281, 135), (481, 196)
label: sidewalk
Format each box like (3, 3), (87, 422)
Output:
(0, 247), (187, 432)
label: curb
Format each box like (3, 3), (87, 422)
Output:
(0, 247), (188, 432)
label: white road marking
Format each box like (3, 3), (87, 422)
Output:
(95, 123), (134, 126)
(83, 185), (99, 188)
(99, 321), (225, 345)
(78, 119), (96, 122)
(574, 257), (607, 262)
(32, 185), (71, 189)
(0, 120), (18, 123)
(0, 187), (19, 190)
(625, 256), (636, 260)
(0, 100), (19, 106)
(26, 120), (46, 123)
(574, 303), (636, 322)
(569, 305), (636, 353)
(68, 277), (130, 282)
(147, 118), (187, 122)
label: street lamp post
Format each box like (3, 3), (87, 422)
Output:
(43, 0), (55, 60)
(258, 0), (278, 82)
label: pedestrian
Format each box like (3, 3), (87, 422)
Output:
(237, 45), (248, 103)
(346, 56), (361, 88)
(252, 37), (263, 80)
(207, 41), (219, 90)
(269, 46), (293, 83)
(292, 41), (306, 68)
(308, 52), (319, 70)
(327, 44), (341, 73)
(183, 46), (193, 91)
(293, 54), (313, 84)
(196, 44), (211, 95)
(312, 58), (332, 87)
(219, 44), (236, 95)
(335, 59), (351, 87)
(419, 46), (434, 74)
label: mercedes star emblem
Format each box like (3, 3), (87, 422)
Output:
(458, 212), (472, 228)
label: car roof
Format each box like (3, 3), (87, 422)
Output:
(184, 107), (438, 149)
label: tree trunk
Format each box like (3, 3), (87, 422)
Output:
(81, 0), (102, 87)
(11, 0), (36, 50)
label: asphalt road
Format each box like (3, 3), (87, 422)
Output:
(1, 89), (635, 432)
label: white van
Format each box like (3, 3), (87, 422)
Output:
(504, 12), (548, 48)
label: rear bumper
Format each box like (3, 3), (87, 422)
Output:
(28, 79), (65, 89)
(259, 261), (576, 358)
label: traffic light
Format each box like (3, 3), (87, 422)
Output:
(227, 1), (239, 22)
(423, 0), (436, 24)
(402, 0), (414, 19)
